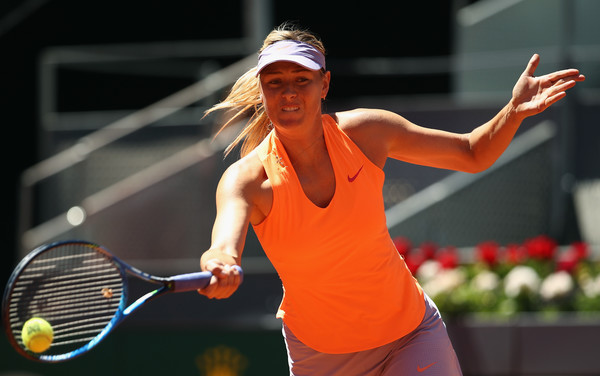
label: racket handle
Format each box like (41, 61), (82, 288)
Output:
(169, 265), (243, 292)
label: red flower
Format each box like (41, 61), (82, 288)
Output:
(393, 236), (412, 258)
(436, 246), (459, 269)
(405, 251), (426, 275)
(505, 244), (528, 265)
(476, 241), (500, 266)
(524, 235), (557, 260)
(556, 249), (579, 273)
(419, 242), (438, 261)
(557, 241), (590, 273)
(570, 241), (589, 261)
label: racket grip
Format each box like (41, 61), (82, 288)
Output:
(170, 265), (243, 292)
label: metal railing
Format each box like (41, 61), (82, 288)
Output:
(18, 54), (256, 253)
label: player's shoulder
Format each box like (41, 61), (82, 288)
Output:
(223, 149), (264, 180)
(329, 108), (410, 168)
(332, 108), (402, 132)
(219, 150), (272, 222)
(219, 149), (267, 195)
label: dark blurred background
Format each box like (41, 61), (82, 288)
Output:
(2, 0), (456, 283)
(2, 0), (599, 375)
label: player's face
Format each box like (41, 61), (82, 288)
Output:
(259, 61), (330, 130)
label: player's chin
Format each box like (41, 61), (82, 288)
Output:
(275, 110), (304, 123)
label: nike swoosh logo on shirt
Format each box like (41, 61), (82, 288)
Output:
(417, 362), (437, 372)
(347, 165), (364, 182)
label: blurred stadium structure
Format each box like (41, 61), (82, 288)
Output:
(17, 0), (600, 266)
(5, 0), (600, 375)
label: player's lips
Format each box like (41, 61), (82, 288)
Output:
(282, 106), (300, 112)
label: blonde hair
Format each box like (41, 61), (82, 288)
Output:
(206, 23), (326, 157)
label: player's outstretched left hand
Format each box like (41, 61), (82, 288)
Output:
(511, 54), (585, 119)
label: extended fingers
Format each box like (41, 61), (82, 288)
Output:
(547, 71), (585, 98)
(524, 54), (586, 84)
(549, 77), (577, 92)
(523, 53), (540, 76)
(546, 69), (585, 83)
(544, 91), (567, 108)
(541, 78), (577, 107)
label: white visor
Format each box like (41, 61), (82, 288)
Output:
(256, 40), (326, 76)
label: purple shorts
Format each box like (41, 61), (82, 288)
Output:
(282, 294), (462, 376)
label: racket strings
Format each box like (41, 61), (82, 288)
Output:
(7, 244), (125, 354)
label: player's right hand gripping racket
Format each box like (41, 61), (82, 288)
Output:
(2, 240), (242, 363)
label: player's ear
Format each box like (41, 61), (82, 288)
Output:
(321, 71), (331, 100)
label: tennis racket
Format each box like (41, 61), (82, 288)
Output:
(2, 240), (243, 363)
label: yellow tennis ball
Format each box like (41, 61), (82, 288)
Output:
(21, 317), (54, 353)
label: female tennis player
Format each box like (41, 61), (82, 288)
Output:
(197, 24), (584, 375)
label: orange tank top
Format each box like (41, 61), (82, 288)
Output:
(252, 114), (425, 354)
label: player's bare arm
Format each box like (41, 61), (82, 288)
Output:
(338, 54), (584, 174)
(337, 108), (476, 172)
(198, 151), (270, 299)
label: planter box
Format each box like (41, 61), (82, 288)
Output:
(446, 313), (600, 376)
